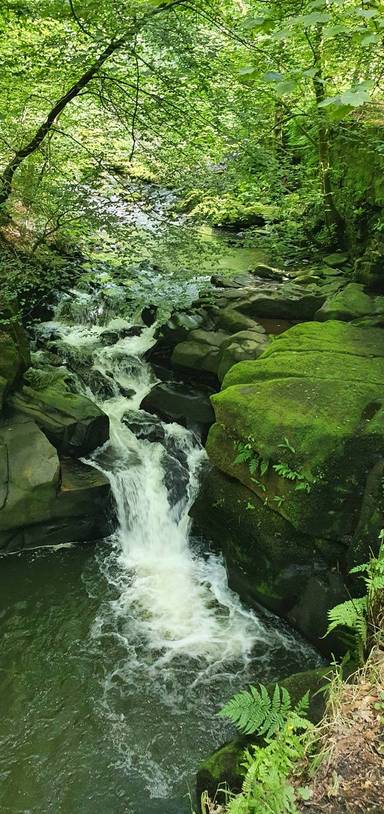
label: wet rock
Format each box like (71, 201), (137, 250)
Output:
(141, 304), (158, 327)
(0, 419), (112, 553)
(77, 367), (117, 400)
(100, 325), (144, 345)
(9, 382), (109, 456)
(217, 329), (269, 382)
(162, 450), (190, 507)
(191, 466), (332, 622)
(251, 263), (288, 281)
(141, 382), (215, 427)
(235, 282), (326, 321)
(123, 409), (166, 444)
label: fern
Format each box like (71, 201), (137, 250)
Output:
(325, 541), (384, 660)
(219, 684), (308, 740)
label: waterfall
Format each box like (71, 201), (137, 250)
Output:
(28, 284), (322, 806)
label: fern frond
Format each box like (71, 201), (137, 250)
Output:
(219, 683), (296, 738)
(326, 597), (367, 636)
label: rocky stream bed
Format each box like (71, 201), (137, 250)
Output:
(1, 237), (384, 811)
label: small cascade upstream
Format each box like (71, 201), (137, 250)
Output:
(5, 282), (322, 812)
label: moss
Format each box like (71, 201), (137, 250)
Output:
(207, 322), (384, 541)
(191, 466), (330, 615)
(9, 384), (109, 456)
(315, 283), (377, 321)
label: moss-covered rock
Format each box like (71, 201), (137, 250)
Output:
(207, 376), (384, 540)
(191, 467), (334, 616)
(198, 321), (384, 640)
(9, 382), (109, 456)
(315, 282), (381, 321)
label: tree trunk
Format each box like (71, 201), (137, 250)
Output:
(0, 0), (187, 208)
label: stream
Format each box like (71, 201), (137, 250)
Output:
(0, 190), (321, 813)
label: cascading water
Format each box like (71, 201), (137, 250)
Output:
(0, 281), (322, 814)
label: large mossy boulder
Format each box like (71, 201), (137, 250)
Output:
(9, 383), (109, 456)
(196, 667), (332, 805)
(196, 321), (384, 643)
(0, 417), (112, 554)
(208, 322), (384, 542)
(315, 282), (384, 322)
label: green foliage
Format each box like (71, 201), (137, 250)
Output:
(272, 462), (313, 493)
(326, 539), (384, 661)
(219, 683), (314, 814)
(219, 683), (310, 739)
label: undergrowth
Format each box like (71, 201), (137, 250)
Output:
(199, 538), (384, 814)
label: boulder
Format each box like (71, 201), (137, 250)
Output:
(354, 237), (384, 291)
(0, 418), (112, 553)
(216, 307), (264, 334)
(141, 381), (215, 427)
(323, 252), (349, 267)
(169, 338), (219, 378)
(207, 322), (384, 542)
(172, 327), (268, 382)
(315, 282), (378, 321)
(251, 264), (288, 281)
(234, 282), (326, 321)
(9, 382), (109, 456)
(218, 330), (269, 382)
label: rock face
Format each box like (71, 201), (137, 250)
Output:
(9, 383), (109, 456)
(193, 321), (384, 644)
(0, 418), (112, 553)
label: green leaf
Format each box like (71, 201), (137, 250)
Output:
(296, 12), (331, 26)
(323, 24), (351, 38)
(275, 79), (298, 97)
(263, 71), (284, 82)
(238, 65), (257, 77)
(361, 33), (379, 46)
(355, 7), (379, 18)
